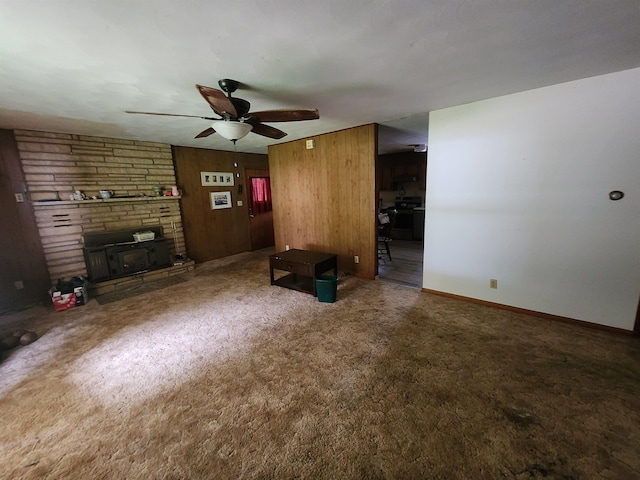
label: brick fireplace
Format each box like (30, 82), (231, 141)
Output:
(15, 130), (188, 284)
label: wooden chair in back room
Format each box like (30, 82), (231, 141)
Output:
(378, 208), (397, 261)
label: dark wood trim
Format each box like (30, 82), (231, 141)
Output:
(422, 288), (635, 336)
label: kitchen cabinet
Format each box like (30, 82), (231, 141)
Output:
(377, 152), (427, 192)
(379, 163), (394, 191)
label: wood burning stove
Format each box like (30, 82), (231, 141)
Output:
(83, 227), (171, 282)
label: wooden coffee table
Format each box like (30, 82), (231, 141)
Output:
(269, 249), (338, 296)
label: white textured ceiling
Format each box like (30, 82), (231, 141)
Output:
(1, 0), (639, 155)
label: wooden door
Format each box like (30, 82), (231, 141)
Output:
(245, 169), (274, 251)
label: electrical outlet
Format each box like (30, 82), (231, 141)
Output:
(15, 193), (24, 203)
(490, 279), (498, 289)
(285, 245), (290, 251)
(237, 200), (243, 207)
(305, 139), (315, 149)
(354, 255), (359, 264)
(14, 280), (24, 290)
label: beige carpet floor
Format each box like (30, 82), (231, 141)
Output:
(95, 276), (187, 305)
(1, 249), (639, 479)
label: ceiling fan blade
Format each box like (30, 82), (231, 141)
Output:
(247, 109), (319, 123)
(196, 84), (238, 118)
(247, 120), (287, 139)
(194, 127), (216, 139)
(125, 110), (217, 120)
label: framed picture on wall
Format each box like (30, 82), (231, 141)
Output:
(201, 171), (235, 187)
(211, 191), (232, 210)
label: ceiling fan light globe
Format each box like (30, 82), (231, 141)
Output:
(211, 120), (253, 142)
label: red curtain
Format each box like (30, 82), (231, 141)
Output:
(250, 177), (272, 214)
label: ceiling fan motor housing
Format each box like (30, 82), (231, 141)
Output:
(217, 79), (250, 117)
(230, 97), (251, 118)
(218, 78), (240, 93)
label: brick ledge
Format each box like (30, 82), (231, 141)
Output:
(89, 260), (195, 297)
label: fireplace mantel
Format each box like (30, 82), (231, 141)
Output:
(32, 196), (182, 208)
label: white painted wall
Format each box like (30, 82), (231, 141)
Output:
(423, 68), (640, 330)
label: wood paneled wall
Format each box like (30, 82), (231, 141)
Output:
(268, 124), (377, 279)
(173, 146), (269, 263)
(0, 130), (50, 313)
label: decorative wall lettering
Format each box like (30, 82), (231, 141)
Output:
(201, 172), (235, 187)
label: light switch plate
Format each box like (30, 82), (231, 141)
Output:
(237, 200), (243, 207)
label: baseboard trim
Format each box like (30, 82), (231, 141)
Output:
(421, 288), (634, 336)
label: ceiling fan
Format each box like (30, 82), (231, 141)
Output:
(126, 79), (319, 143)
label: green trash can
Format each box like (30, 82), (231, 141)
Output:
(316, 274), (338, 303)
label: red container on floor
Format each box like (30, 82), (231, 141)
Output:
(51, 292), (77, 312)
(51, 285), (87, 311)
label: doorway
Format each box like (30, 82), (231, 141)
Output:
(376, 116), (429, 290)
(245, 169), (275, 251)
